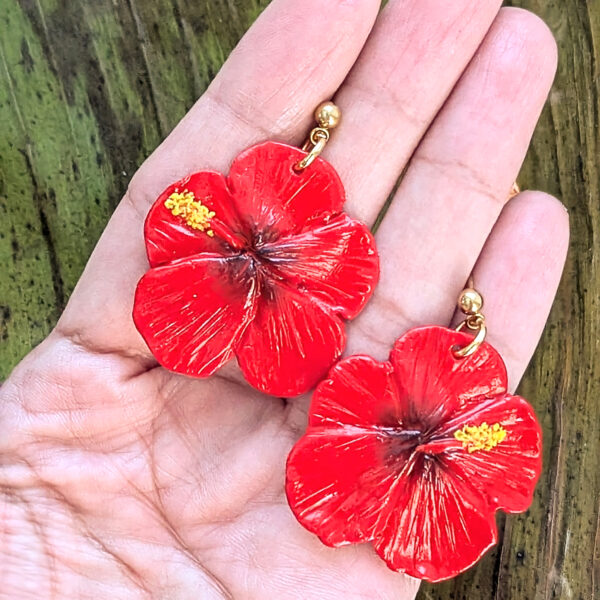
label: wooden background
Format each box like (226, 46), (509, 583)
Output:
(0, 0), (598, 598)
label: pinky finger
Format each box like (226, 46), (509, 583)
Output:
(460, 191), (569, 389)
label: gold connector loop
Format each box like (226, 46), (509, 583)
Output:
(296, 128), (330, 171)
(509, 181), (521, 199)
(295, 101), (341, 171)
(454, 314), (487, 358)
(453, 287), (487, 359)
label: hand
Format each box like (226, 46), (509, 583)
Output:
(0, 1), (568, 598)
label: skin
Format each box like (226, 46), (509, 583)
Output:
(0, 0), (569, 598)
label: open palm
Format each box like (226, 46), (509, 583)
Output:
(1, 1), (568, 598)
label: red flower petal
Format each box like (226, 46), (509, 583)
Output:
(145, 171), (243, 267)
(308, 355), (399, 428)
(286, 326), (541, 582)
(437, 394), (542, 513)
(137, 141), (380, 394)
(372, 459), (497, 582)
(390, 326), (509, 427)
(235, 283), (345, 397)
(227, 142), (345, 240)
(133, 255), (257, 376)
(286, 429), (401, 546)
(261, 214), (379, 319)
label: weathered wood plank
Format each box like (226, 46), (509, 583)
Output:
(0, 1), (598, 598)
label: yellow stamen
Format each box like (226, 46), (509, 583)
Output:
(454, 422), (507, 453)
(165, 189), (215, 235)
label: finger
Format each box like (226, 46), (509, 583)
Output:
(324, 0), (504, 224)
(57, 0), (381, 359)
(462, 191), (569, 388)
(348, 8), (559, 357)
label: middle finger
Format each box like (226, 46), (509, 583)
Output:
(325, 0), (504, 224)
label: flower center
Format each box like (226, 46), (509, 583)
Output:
(454, 422), (507, 453)
(165, 190), (215, 236)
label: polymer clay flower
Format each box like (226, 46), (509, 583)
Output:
(286, 326), (542, 582)
(133, 141), (379, 397)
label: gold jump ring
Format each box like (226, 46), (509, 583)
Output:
(453, 316), (487, 358)
(453, 286), (487, 359)
(296, 128), (329, 171)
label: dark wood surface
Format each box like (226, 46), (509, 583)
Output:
(1, 1), (598, 598)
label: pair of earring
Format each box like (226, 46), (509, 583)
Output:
(132, 103), (542, 583)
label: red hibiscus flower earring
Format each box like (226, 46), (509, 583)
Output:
(133, 103), (379, 397)
(286, 286), (543, 582)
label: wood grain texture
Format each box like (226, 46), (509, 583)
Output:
(0, 1), (597, 598)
